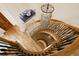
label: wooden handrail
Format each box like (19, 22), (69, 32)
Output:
(49, 37), (79, 56)
(2, 25), (43, 52)
(0, 12), (13, 31)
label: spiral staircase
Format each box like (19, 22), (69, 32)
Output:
(0, 18), (79, 56)
(0, 4), (79, 56)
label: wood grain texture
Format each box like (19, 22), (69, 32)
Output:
(2, 26), (42, 52)
(50, 37), (79, 56)
(0, 12), (13, 31)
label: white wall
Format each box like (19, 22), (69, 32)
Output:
(0, 3), (79, 33)
(52, 3), (79, 28)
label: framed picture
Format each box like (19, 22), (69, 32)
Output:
(20, 9), (36, 22)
